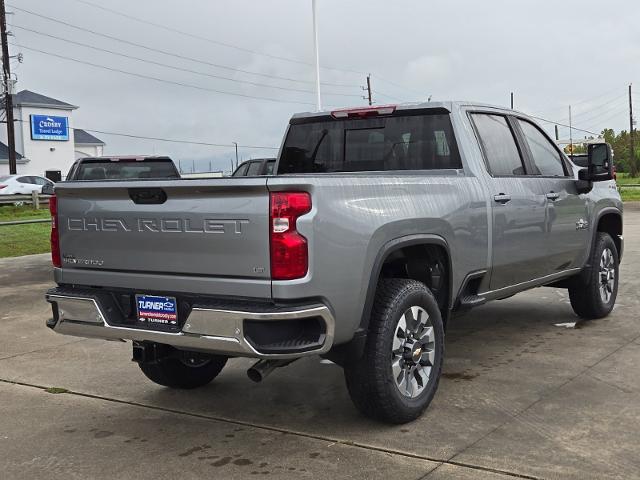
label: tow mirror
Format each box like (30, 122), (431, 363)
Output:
(579, 143), (614, 182)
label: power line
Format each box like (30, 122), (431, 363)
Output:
(84, 128), (279, 150)
(528, 86), (625, 116)
(8, 4), (355, 88)
(372, 90), (405, 102)
(580, 105), (629, 132)
(12, 43), (319, 106)
(371, 74), (428, 99)
(527, 113), (600, 136)
(11, 24), (360, 98)
(9, 117), (279, 149)
(69, 0), (364, 77)
(568, 98), (628, 127)
(568, 95), (627, 121)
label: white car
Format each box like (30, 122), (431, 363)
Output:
(0, 174), (55, 195)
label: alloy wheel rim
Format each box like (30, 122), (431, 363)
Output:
(392, 306), (436, 398)
(598, 247), (616, 304)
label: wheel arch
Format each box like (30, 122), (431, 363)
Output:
(594, 208), (623, 261)
(358, 235), (453, 335)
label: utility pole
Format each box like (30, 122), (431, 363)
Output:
(232, 141), (238, 169)
(0, 0), (16, 174)
(630, 84), (636, 175)
(365, 75), (372, 106)
(311, 0), (322, 111)
(569, 105), (573, 154)
(555, 125), (559, 141)
(510, 92), (514, 110)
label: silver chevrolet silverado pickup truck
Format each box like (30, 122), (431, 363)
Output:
(45, 102), (622, 423)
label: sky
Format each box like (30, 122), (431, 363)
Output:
(8, 0), (640, 173)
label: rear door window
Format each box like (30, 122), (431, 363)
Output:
(265, 161), (275, 174)
(233, 163), (249, 176)
(517, 119), (566, 176)
(471, 114), (525, 176)
(246, 161), (263, 176)
(278, 112), (462, 173)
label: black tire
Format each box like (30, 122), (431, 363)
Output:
(139, 349), (227, 389)
(568, 232), (619, 320)
(344, 278), (444, 424)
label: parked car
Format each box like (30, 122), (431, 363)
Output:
(232, 158), (275, 176)
(44, 102), (622, 424)
(0, 174), (54, 195)
(66, 156), (180, 181)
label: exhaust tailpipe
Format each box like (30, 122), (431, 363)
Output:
(247, 359), (295, 383)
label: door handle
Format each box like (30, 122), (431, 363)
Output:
(493, 193), (511, 204)
(546, 192), (560, 201)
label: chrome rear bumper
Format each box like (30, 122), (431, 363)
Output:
(46, 291), (335, 359)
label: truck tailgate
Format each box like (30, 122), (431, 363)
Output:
(56, 178), (271, 285)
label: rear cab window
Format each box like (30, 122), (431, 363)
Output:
(278, 110), (462, 173)
(74, 158), (180, 180)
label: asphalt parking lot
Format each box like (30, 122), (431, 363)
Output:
(1, 209), (639, 480)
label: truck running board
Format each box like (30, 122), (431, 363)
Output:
(458, 294), (487, 308)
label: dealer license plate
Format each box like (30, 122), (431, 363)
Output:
(135, 294), (178, 331)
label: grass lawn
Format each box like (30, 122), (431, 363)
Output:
(0, 205), (51, 258)
(0, 205), (50, 222)
(615, 174), (640, 201)
(0, 222), (51, 258)
(616, 173), (640, 185)
(620, 187), (640, 202)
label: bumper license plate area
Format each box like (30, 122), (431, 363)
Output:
(135, 294), (179, 332)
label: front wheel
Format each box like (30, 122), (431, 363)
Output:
(138, 348), (227, 389)
(568, 232), (619, 319)
(344, 279), (444, 424)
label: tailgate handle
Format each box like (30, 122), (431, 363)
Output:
(128, 188), (167, 205)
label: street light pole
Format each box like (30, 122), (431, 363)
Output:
(312, 0), (322, 111)
(232, 142), (238, 169)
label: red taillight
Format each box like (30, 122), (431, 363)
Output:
(0, 184), (6, 189)
(270, 192), (311, 280)
(49, 195), (61, 268)
(331, 105), (396, 119)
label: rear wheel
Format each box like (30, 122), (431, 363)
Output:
(568, 232), (619, 319)
(344, 279), (444, 424)
(138, 348), (227, 389)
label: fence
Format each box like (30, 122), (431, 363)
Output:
(0, 192), (52, 227)
(0, 191), (52, 208)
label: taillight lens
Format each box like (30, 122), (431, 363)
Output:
(0, 184), (6, 189)
(270, 192), (311, 280)
(49, 195), (61, 267)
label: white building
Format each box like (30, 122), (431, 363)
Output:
(74, 129), (105, 159)
(0, 90), (105, 177)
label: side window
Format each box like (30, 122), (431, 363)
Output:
(246, 161), (263, 176)
(265, 161), (275, 174)
(233, 163), (249, 176)
(33, 177), (48, 185)
(17, 176), (32, 184)
(471, 114), (525, 176)
(517, 120), (566, 176)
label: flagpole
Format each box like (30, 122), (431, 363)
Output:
(312, 0), (322, 111)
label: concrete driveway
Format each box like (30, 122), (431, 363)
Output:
(1, 210), (639, 479)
